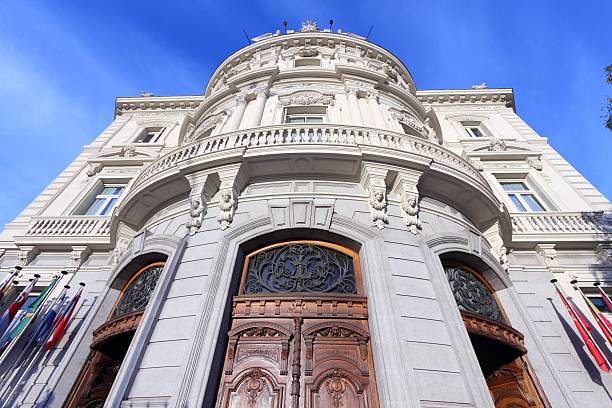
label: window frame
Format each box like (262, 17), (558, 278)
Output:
(76, 183), (126, 216)
(460, 121), (488, 138)
(282, 106), (327, 125)
(498, 180), (546, 212)
(134, 127), (165, 144)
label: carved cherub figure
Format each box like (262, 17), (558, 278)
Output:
(499, 245), (510, 272)
(402, 195), (422, 234)
(370, 190), (387, 229)
(185, 198), (204, 235)
(217, 192), (235, 230)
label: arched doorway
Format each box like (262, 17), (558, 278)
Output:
(215, 240), (380, 408)
(63, 261), (166, 408)
(442, 262), (549, 408)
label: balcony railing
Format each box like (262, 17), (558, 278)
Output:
(25, 215), (111, 241)
(133, 124), (488, 190)
(511, 212), (611, 241)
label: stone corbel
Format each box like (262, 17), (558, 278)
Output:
(595, 244), (612, 265)
(183, 172), (221, 235)
(536, 243), (563, 273)
(70, 245), (92, 269)
(86, 162), (103, 177)
(360, 162), (389, 229)
(17, 245), (39, 266)
(392, 169), (424, 234)
(216, 163), (247, 230)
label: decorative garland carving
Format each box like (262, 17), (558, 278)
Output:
(298, 46), (319, 57)
(112, 263), (164, 319)
(278, 90), (334, 106)
(444, 265), (505, 324)
(242, 243), (357, 294)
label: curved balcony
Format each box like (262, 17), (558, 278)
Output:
(118, 124), (504, 233)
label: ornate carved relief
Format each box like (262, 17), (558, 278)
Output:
(298, 46), (319, 57)
(369, 190), (388, 230)
(401, 193), (422, 234)
(488, 137), (507, 151)
(242, 243), (357, 294)
(185, 197), (205, 235)
(300, 19), (319, 32)
(217, 190), (236, 230)
(389, 107), (429, 138)
(278, 90), (334, 106)
(444, 265), (505, 324)
(119, 144), (136, 157)
(184, 111), (226, 145)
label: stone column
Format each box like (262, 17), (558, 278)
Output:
(246, 90), (268, 128)
(346, 89), (363, 126)
(225, 94), (248, 132)
(367, 92), (386, 129)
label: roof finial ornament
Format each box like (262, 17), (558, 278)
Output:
(471, 83), (487, 89)
(300, 19), (319, 32)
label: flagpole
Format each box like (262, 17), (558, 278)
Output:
(594, 281), (612, 312)
(0, 277), (69, 390)
(551, 279), (611, 371)
(0, 282), (82, 401)
(570, 280), (612, 347)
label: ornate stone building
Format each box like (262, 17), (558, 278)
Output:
(0, 21), (610, 407)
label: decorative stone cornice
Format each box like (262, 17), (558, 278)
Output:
(115, 96), (204, 116)
(416, 89), (515, 110)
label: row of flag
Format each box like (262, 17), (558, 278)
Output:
(0, 268), (85, 365)
(551, 279), (612, 372)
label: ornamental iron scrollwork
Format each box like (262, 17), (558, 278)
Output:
(243, 243), (357, 294)
(444, 265), (505, 324)
(112, 263), (165, 319)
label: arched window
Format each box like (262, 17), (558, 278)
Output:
(240, 241), (359, 295)
(111, 262), (165, 319)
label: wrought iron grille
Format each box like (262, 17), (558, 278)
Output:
(444, 265), (505, 324)
(242, 243), (357, 294)
(112, 263), (164, 319)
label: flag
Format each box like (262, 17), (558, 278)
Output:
(0, 275), (61, 351)
(0, 275), (39, 338)
(44, 284), (84, 351)
(0, 268), (20, 304)
(30, 286), (69, 347)
(552, 279), (610, 372)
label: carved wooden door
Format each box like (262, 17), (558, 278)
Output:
(215, 241), (379, 408)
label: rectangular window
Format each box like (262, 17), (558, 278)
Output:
(83, 185), (125, 216)
(465, 126), (484, 138)
(589, 296), (611, 313)
(135, 127), (164, 143)
(500, 181), (545, 212)
(283, 106), (327, 124)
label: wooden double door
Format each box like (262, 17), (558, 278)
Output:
(215, 241), (380, 408)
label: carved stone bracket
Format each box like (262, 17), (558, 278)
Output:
(216, 163), (246, 231)
(536, 243), (563, 273)
(17, 245), (38, 266)
(392, 169), (424, 234)
(183, 172), (221, 235)
(71, 245), (92, 269)
(360, 162), (388, 229)
(86, 162), (103, 177)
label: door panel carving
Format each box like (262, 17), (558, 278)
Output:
(216, 241), (379, 408)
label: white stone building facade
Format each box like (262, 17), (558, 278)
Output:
(0, 22), (610, 408)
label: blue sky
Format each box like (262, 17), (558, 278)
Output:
(0, 1), (610, 228)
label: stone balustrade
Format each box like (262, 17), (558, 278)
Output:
(511, 211), (611, 241)
(133, 124), (488, 190)
(20, 216), (112, 245)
